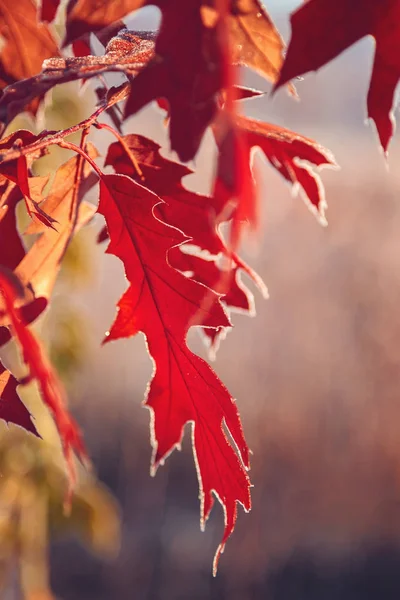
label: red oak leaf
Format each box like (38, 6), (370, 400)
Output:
(64, 0), (285, 88)
(98, 172), (250, 573)
(213, 113), (336, 247)
(171, 248), (255, 354)
(104, 132), (267, 354)
(275, 0), (400, 153)
(124, 0), (291, 160)
(0, 361), (39, 436)
(105, 133), (225, 256)
(0, 269), (87, 499)
(125, 1), (223, 162)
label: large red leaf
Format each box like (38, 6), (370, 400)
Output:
(0, 361), (39, 436)
(104, 133), (267, 354)
(98, 173), (250, 572)
(275, 0), (400, 153)
(105, 133), (225, 256)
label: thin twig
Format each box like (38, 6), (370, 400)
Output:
(69, 127), (90, 224)
(0, 104), (108, 165)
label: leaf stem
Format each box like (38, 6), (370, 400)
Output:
(58, 140), (103, 178)
(95, 121), (145, 180)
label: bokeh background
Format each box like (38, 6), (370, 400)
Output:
(5, 0), (400, 598)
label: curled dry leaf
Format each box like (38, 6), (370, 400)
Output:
(0, 172), (50, 339)
(0, 30), (155, 127)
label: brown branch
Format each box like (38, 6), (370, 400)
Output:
(0, 84), (130, 165)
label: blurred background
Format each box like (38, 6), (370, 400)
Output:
(5, 0), (400, 598)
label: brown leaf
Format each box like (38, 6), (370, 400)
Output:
(18, 145), (98, 301)
(0, 175), (49, 333)
(202, 0), (290, 88)
(0, 0), (60, 111)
